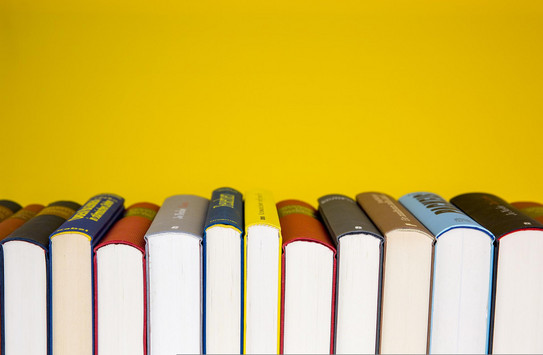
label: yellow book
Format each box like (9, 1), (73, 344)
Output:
(243, 189), (282, 354)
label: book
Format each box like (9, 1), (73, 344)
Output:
(204, 187), (244, 354)
(50, 194), (124, 355)
(511, 201), (543, 223)
(145, 194), (208, 354)
(0, 201), (80, 355)
(400, 192), (495, 354)
(451, 193), (543, 354)
(318, 194), (383, 354)
(243, 189), (281, 354)
(0, 201), (21, 222)
(356, 192), (434, 354)
(94, 202), (159, 355)
(0, 204), (44, 240)
(278, 199), (336, 354)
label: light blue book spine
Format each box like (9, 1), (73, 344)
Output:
(399, 192), (495, 354)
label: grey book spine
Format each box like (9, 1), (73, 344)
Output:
(318, 194), (383, 243)
(145, 195), (210, 240)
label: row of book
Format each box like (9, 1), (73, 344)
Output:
(0, 189), (542, 355)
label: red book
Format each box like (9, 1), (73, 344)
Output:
(93, 202), (159, 355)
(277, 200), (337, 354)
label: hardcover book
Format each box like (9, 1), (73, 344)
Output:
(451, 193), (543, 354)
(357, 192), (434, 354)
(145, 194), (208, 355)
(204, 187), (244, 354)
(400, 192), (495, 354)
(94, 202), (159, 355)
(318, 194), (383, 354)
(0, 201), (21, 222)
(50, 194), (124, 355)
(243, 189), (281, 354)
(278, 199), (336, 354)
(0, 201), (80, 355)
(0, 204), (44, 240)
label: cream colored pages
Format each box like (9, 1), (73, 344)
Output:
(51, 233), (93, 355)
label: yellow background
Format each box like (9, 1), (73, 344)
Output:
(1, 0), (542, 208)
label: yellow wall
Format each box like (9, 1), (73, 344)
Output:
(1, 0), (542, 208)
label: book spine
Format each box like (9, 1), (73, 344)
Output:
(244, 189), (280, 230)
(356, 192), (433, 238)
(0, 200), (22, 222)
(0, 204), (44, 241)
(144, 195), (209, 239)
(451, 193), (543, 239)
(4, 201), (80, 248)
(96, 202), (159, 251)
(318, 194), (383, 242)
(50, 194), (124, 245)
(399, 192), (493, 238)
(204, 187), (244, 233)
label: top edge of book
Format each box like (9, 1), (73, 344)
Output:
(277, 199), (336, 253)
(244, 189), (280, 231)
(96, 202), (160, 251)
(399, 192), (494, 239)
(145, 194), (209, 240)
(356, 192), (434, 240)
(5, 201), (81, 249)
(50, 193), (124, 246)
(452, 192), (543, 239)
(204, 187), (244, 234)
(318, 194), (383, 243)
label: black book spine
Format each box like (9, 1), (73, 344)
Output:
(6, 201), (81, 248)
(451, 193), (543, 239)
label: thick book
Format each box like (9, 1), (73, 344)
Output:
(356, 192), (434, 354)
(94, 202), (159, 355)
(0, 201), (21, 222)
(0, 204), (44, 240)
(400, 192), (495, 354)
(278, 199), (336, 354)
(243, 189), (281, 354)
(50, 194), (124, 355)
(145, 194), (208, 354)
(0, 201), (80, 355)
(511, 201), (543, 223)
(318, 194), (383, 354)
(451, 193), (543, 354)
(204, 187), (244, 354)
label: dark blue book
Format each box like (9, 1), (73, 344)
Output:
(203, 187), (244, 354)
(49, 193), (123, 355)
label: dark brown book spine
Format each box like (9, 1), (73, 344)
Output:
(0, 204), (44, 241)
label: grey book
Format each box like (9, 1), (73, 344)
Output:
(318, 194), (383, 355)
(145, 194), (209, 355)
